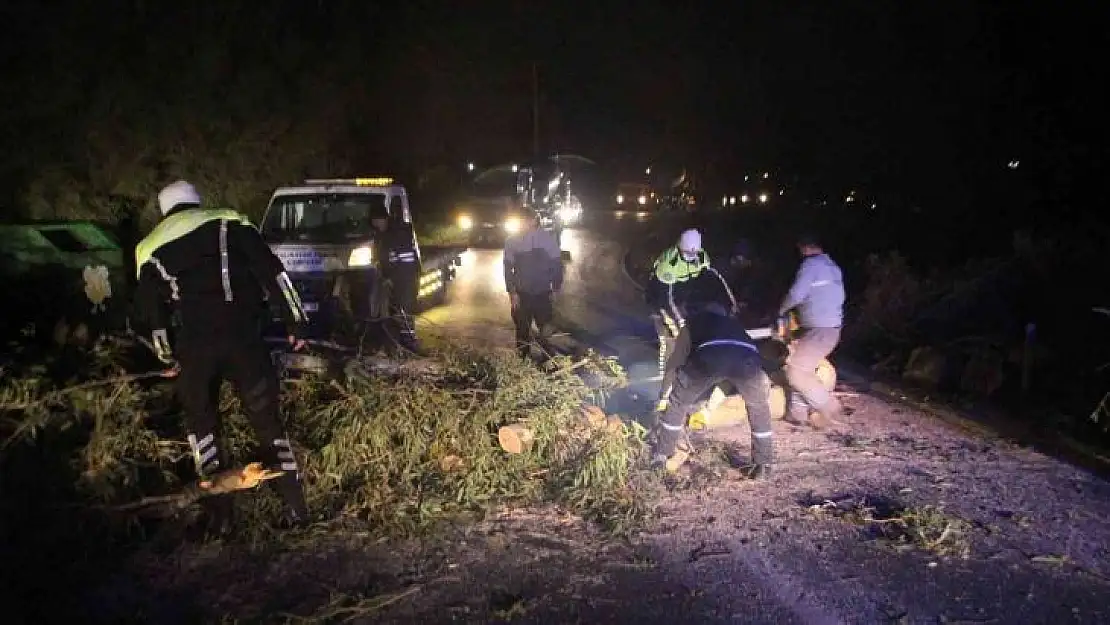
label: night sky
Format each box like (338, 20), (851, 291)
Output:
(2, 1), (1103, 215)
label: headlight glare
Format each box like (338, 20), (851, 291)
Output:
(348, 246), (373, 267)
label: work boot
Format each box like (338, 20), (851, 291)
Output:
(811, 397), (843, 430)
(740, 464), (772, 480)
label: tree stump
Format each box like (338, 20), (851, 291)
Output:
(498, 423), (535, 454)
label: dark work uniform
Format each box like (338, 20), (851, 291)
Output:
(133, 204), (310, 524)
(504, 226), (564, 357)
(650, 265), (740, 410)
(375, 220), (420, 351)
(655, 307), (773, 470)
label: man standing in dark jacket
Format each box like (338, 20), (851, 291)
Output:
(371, 203), (420, 353)
(133, 180), (311, 530)
(653, 302), (773, 479)
(503, 211), (564, 357)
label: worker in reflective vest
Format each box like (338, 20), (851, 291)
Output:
(645, 229), (737, 411)
(133, 180), (311, 532)
(371, 203), (421, 352)
(653, 301), (773, 479)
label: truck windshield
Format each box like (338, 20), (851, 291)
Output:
(261, 193), (387, 242)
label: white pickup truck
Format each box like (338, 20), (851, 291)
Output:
(258, 177), (463, 344)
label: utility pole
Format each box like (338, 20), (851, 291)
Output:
(532, 62), (540, 160)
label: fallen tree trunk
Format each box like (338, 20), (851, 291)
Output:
(344, 356), (446, 379)
(106, 462), (285, 518)
(694, 359), (838, 427)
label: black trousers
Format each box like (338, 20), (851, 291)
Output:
(657, 321), (691, 402)
(385, 261), (419, 349)
(176, 324), (308, 520)
(656, 346), (774, 466)
(511, 291), (554, 356)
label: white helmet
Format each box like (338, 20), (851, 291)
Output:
(157, 180), (201, 215)
(678, 229), (702, 258)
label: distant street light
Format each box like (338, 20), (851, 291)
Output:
(511, 164), (519, 173)
(467, 162), (475, 172)
(645, 167), (652, 175)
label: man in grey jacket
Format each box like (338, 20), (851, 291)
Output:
(504, 211), (564, 357)
(778, 232), (845, 429)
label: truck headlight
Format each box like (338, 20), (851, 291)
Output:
(348, 246), (373, 267)
(458, 214), (473, 230)
(504, 216), (522, 234)
(638, 195), (647, 205)
(616, 194), (624, 204)
(558, 207), (579, 223)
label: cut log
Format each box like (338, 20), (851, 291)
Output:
(690, 395), (750, 430)
(439, 454), (466, 472)
(580, 404), (608, 429)
(687, 359), (837, 426)
(769, 385), (787, 420)
(498, 423), (535, 454)
(344, 355), (445, 380)
(605, 415), (624, 433)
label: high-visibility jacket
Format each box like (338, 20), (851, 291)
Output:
(133, 206), (308, 362)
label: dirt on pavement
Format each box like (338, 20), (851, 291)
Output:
(77, 379), (1110, 625)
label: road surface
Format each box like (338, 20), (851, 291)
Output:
(87, 214), (1110, 624)
(400, 215), (1110, 624)
(418, 217), (667, 405)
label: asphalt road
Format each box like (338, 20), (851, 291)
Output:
(404, 214), (1110, 624)
(418, 215), (668, 404)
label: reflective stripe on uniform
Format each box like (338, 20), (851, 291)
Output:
(219, 220), (233, 302)
(697, 339), (757, 352)
(188, 432), (220, 477)
(149, 256), (180, 301)
(705, 266), (738, 311)
(135, 208), (251, 278)
(276, 272), (308, 323)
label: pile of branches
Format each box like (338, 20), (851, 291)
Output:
(0, 335), (649, 550)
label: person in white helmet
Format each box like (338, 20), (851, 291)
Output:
(644, 228), (738, 411)
(133, 180), (311, 533)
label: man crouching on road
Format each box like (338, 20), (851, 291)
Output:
(503, 210), (564, 358)
(134, 180), (311, 532)
(777, 232), (845, 429)
(652, 302), (773, 479)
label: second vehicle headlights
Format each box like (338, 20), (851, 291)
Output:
(457, 214), (474, 230)
(503, 216), (522, 234)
